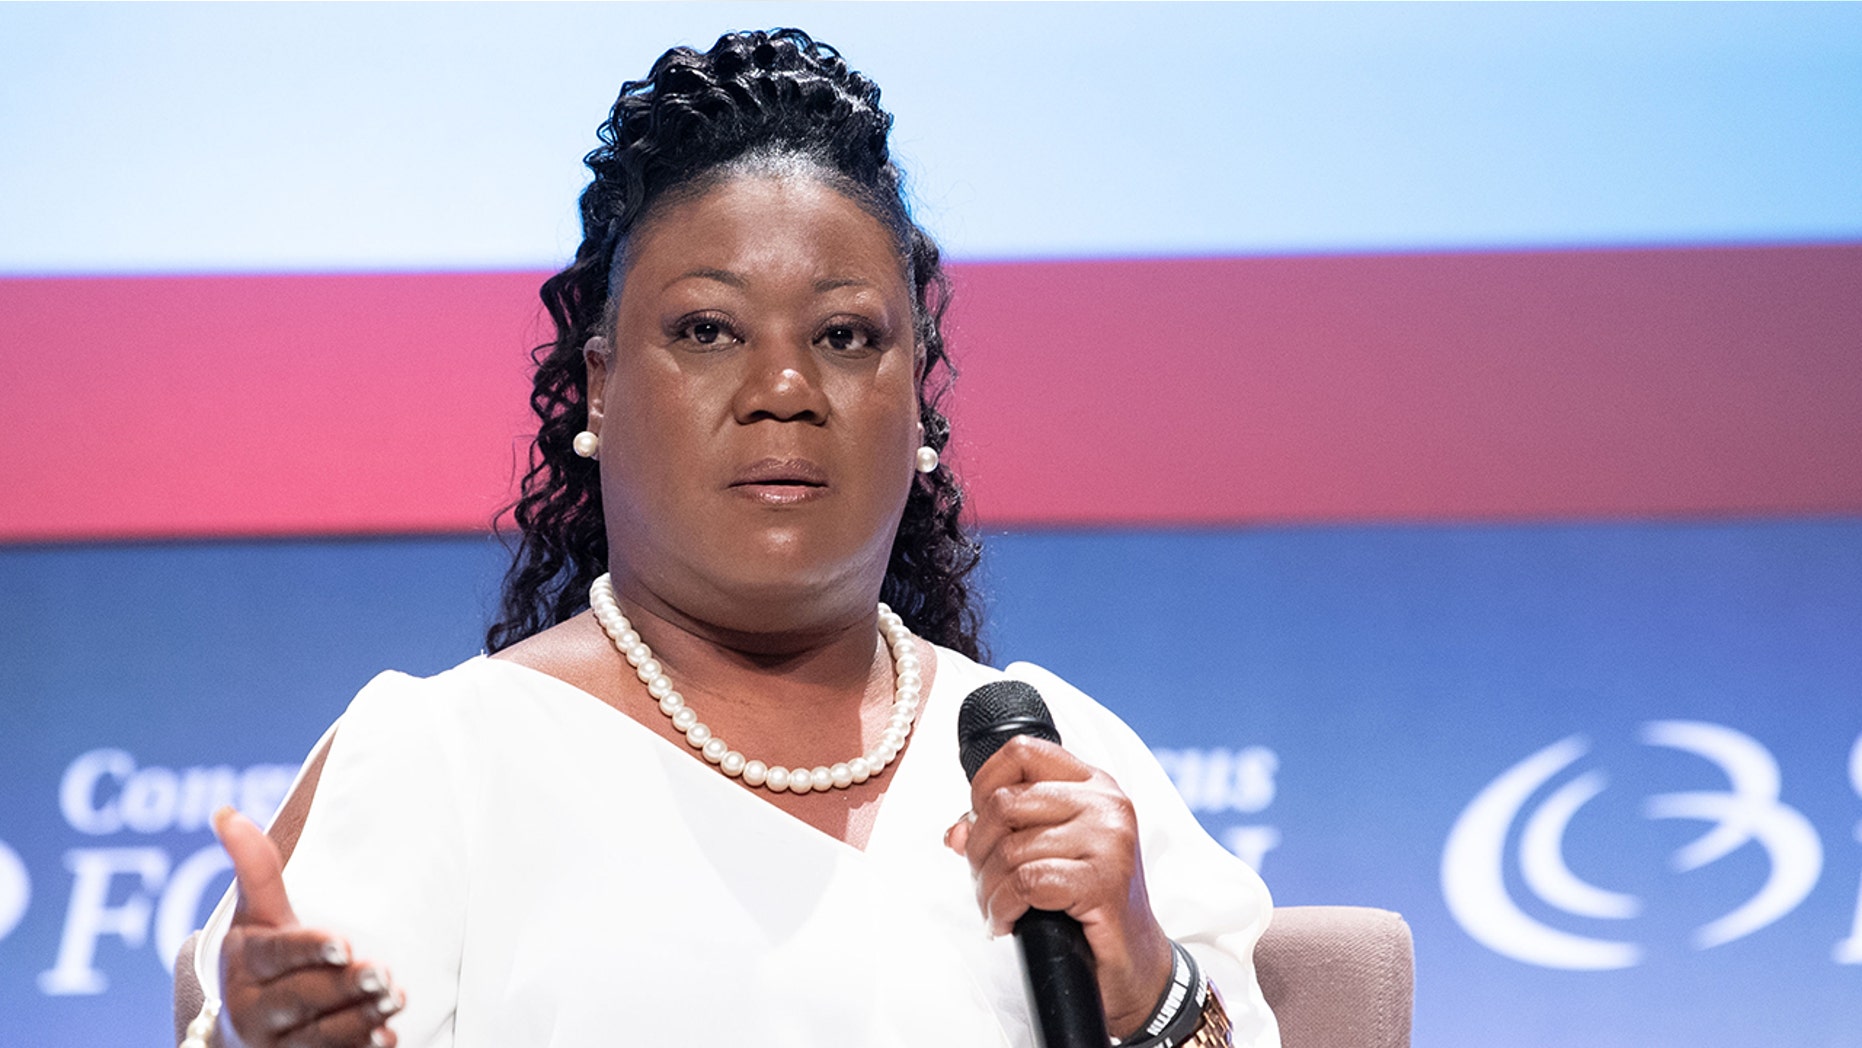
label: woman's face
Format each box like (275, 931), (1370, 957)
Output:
(585, 174), (922, 639)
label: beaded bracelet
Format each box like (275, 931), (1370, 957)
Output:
(1111, 941), (1211, 1048)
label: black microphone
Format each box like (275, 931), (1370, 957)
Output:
(957, 680), (1109, 1048)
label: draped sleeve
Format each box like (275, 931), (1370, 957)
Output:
(195, 668), (476, 1047)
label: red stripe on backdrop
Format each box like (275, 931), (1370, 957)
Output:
(1, 245), (1858, 542)
(0, 273), (544, 540)
(948, 245), (1862, 525)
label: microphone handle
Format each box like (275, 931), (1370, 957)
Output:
(1015, 908), (1110, 1048)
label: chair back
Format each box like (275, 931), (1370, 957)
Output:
(1254, 905), (1414, 1048)
(174, 930), (205, 1046)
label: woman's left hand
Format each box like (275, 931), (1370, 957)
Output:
(943, 735), (1173, 1040)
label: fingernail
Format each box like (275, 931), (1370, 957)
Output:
(357, 967), (387, 995)
(371, 1028), (391, 1048)
(320, 940), (350, 966)
(377, 990), (403, 1016)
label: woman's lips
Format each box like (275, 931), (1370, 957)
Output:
(729, 458), (830, 504)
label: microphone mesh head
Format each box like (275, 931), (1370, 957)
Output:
(956, 680), (1061, 782)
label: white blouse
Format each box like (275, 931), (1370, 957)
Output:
(196, 648), (1279, 1047)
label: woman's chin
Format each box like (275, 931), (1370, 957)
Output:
(688, 557), (885, 636)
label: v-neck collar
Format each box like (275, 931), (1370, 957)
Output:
(471, 651), (961, 858)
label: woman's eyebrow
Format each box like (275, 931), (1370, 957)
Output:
(665, 266), (748, 291)
(814, 276), (874, 293)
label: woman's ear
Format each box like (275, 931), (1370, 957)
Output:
(583, 336), (612, 429)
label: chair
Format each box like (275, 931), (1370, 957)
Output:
(177, 907), (1414, 1046)
(1253, 906), (1414, 1048)
(174, 930), (205, 1046)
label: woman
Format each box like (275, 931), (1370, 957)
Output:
(187, 29), (1276, 1048)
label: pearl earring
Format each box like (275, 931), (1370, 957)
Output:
(914, 446), (939, 474)
(572, 431), (600, 458)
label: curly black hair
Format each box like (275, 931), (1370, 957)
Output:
(486, 28), (984, 659)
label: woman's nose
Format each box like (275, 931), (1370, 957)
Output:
(732, 335), (828, 424)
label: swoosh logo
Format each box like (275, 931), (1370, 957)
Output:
(1442, 735), (1641, 969)
(1442, 721), (1823, 969)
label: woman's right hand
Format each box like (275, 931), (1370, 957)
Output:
(213, 807), (405, 1048)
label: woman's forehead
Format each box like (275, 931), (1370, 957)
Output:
(616, 173), (911, 301)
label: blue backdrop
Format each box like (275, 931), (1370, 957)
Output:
(3, 521), (1858, 1044)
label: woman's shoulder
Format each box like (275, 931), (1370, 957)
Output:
(346, 654), (498, 708)
(336, 653), (570, 741)
(927, 646), (1141, 762)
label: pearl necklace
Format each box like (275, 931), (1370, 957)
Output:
(588, 573), (922, 794)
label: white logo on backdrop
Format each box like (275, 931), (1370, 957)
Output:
(1442, 720), (1823, 970)
(1153, 745), (1280, 871)
(31, 748), (293, 995)
(1835, 732), (1862, 964)
(0, 838), (29, 942)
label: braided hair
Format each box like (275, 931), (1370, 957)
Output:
(487, 28), (984, 659)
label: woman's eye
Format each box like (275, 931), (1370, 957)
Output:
(821, 325), (871, 352)
(675, 317), (735, 346)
